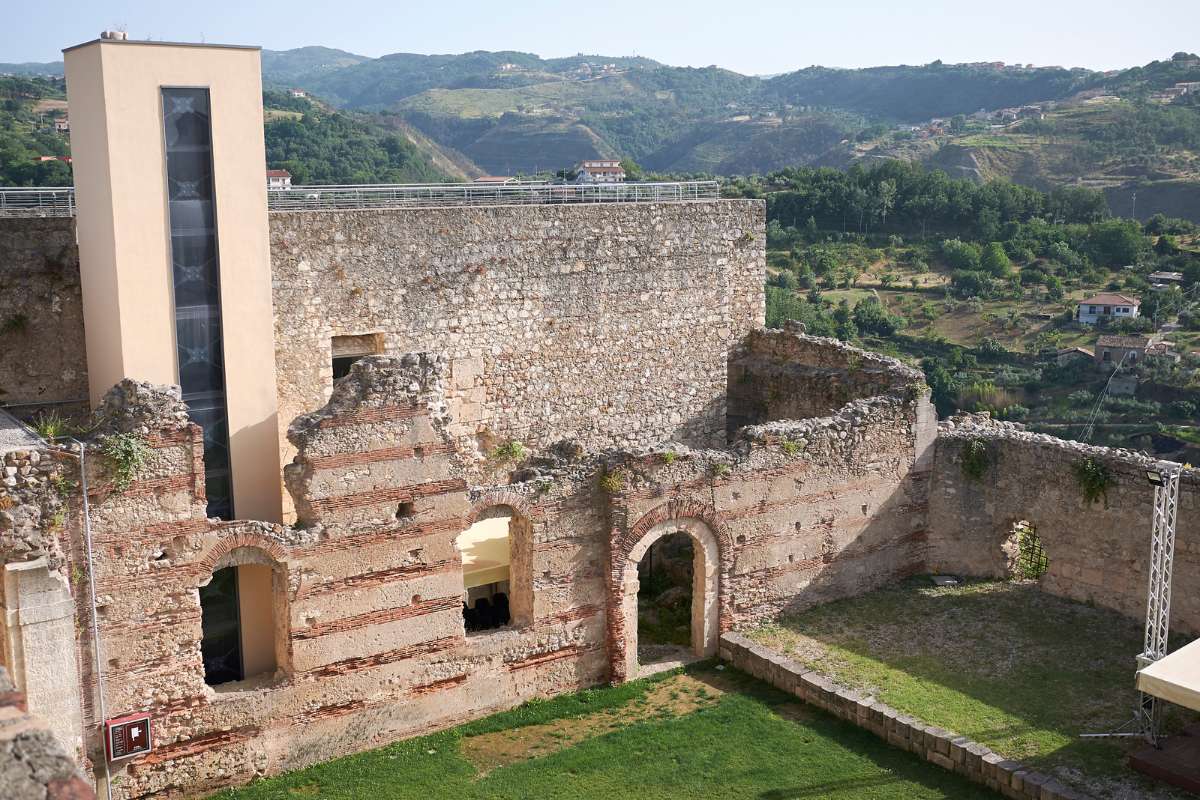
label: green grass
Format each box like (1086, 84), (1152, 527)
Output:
(751, 579), (1198, 799)
(211, 663), (1000, 800)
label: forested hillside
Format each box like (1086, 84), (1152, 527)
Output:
(0, 81), (457, 186)
(742, 161), (1200, 461)
(4, 47), (1200, 213)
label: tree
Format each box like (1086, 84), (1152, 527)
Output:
(853, 296), (903, 336)
(1085, 220), (1149, 267)
(941, 238), (982, 271)
(619, 158), (644, 181)
(833, 300), (858, 341)
(980, 242), (1012, 277)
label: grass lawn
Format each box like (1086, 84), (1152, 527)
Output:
(211, 662), (1001, 800)
(750, 579), (1200, 800)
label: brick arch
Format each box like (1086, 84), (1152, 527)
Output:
(608, 502), (731, 684)
(465, 489), (536, 525)
(197, 526), (289, 575)
(617, 499), (731, 561)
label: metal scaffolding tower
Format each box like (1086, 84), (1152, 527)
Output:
(1081, 460), (1181, 746)
(1137, 462), (1181, 745)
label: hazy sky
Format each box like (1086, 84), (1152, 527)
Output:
(3, 0), (1198, 73)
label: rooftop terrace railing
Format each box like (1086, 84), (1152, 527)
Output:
(0, 187), (75, 218)
(0, 181), (721, 218)
(266, 180), (721, 211)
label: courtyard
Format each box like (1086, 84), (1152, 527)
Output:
(750, 578), (1200, 800)
(209, 662), (1001, 800)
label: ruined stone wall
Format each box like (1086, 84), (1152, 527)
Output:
(269, 200), (765, 483)
(604, 330), (935, 682)
(727, 324), (923, 431)
(0, 666), (94, 800)
(927, 414), (1200, 636)
(0, 219), (87, 417)
(61, 368), (608, 799)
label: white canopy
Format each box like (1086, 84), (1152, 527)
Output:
(1137, 638), (1200, 713)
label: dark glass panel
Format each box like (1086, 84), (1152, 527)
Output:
(199, 566), (243, 685)
(163, 89), (211, 149)
(171, 235), (219, 308)
(163, 87), (232, 519)
(175, 308), (225, 394)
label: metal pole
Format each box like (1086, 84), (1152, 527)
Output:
(64, 438), (113, 800)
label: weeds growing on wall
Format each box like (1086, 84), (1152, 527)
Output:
(490, 440), (527, 463)
(960, 439), (990, 481)
(661, 451), (678, 465)
(32, 410), (71, 440)
(98, 433), (150, 492)
(710, 462), (731, 478)
(599, 470), (625, 493)
(1072, 457), (1114, 505)
(780, 438), (800, 456)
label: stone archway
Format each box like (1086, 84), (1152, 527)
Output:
(617, 517), (720, 681)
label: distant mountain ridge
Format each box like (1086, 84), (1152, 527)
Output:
(4, 46), (1199, 218)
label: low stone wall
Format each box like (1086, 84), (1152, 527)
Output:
(0, 666), (94, 800)
(720, 632), (1093, 800)
(927, 414), (1200, 635)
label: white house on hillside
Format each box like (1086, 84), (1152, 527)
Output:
(266, 169), (292, 190)
(575, 159), (625, 184)
(1077, 292), (1140, 325)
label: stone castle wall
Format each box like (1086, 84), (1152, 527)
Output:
(928, 414), (1200, 635)
(269, 201), (766, 479)
(0, 219), (88, 415)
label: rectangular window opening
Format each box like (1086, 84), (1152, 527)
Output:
(331, 333), (385, 381)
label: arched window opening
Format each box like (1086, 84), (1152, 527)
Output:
(1006, 520), (1048, 581)
(458, 507), (532, 633)
(199, 551), (286, 686)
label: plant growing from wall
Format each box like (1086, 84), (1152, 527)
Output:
(98, 432), (150, 492)
(710, 462), (731, 478)
(50, 475), (77, 499)
(661, 451), (678, 465)
(489, 440), (526, 463)
(32, 410), (71, 440)
(599, 469), (625, 494)
(780, 438), (800, 456)
(1072, 457), (1114, 505)
(960, 439), (990, 481)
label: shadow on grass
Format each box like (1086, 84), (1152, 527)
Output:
(755, 577), (1199, 797)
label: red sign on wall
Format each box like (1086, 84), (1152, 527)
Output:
(105, 713), (152, 761)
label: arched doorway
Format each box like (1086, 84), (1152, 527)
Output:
(619, 517), (720, 680)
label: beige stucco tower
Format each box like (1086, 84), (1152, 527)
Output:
(64, 37), (282, 521)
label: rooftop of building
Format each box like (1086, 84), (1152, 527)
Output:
(1080, 292), (1140, 307)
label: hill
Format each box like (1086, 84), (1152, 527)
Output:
(0, 80), (460, 186)
(258, 47), (1200, 209)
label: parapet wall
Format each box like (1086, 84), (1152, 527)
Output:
(928, 414), (1200, 635)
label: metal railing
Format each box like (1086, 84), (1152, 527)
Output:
(267, 180), (720, 211)
(0, 181), (720, 218)
(0, 187), (75, 217)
